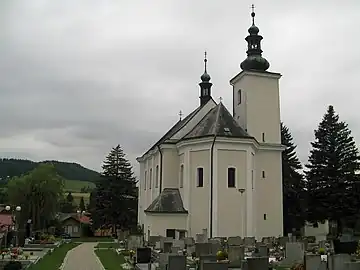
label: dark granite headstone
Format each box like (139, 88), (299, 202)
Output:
(137, 247), (152, 264)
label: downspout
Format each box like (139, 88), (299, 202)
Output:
(157, 145), (163, 194)
(210, 135), (217, 238)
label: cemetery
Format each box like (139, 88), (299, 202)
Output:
(114, 229), (360, 270)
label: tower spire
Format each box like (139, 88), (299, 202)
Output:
(240, 5), (270, 72)
(199, 51), (212, 106)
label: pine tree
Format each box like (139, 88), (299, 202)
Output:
(90, 145), (138, 233)
(79, 197), (86, 212)
(281, 122), (306, 234)
(305, 105), (360, 232)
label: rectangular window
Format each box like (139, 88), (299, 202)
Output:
(149, 168), (152, 189)
(237, 90), (242, 104)
(197, 168), (204, 187)
(73, 226), (79, 233)
(155, 165), (159, 188)
(264, 214), (267, 220)
(262, 132), (265, 142)
(262, 170), (265, 178)
(227, 167), (236, 188)
(144, 171), (147, 190)
(179, 165), (184, 188)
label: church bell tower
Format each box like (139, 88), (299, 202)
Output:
(199, 52), (212, 106)
(230, 5), (281, 144)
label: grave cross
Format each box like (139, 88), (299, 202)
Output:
(179, 110), (183, 120)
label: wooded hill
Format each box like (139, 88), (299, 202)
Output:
(0, 158), (100, 182)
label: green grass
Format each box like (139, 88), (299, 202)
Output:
(27, 242), (80, 270)
(96, 242), (120, 249)
(64, 179), (95, 192)
(95, 249), (125, 270)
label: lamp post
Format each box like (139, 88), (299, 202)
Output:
(5, 205), (21, 247)
(77, 210), (85, 237)
(238, 189), (245, 238)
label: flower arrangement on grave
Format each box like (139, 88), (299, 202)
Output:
(318, 247), (326, 255)
(356, 240), (360, 256)
(216, 250), (228, 261)
(129, 250), (135, 258)
(24, 253), (30, 260)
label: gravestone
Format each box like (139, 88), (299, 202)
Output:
(258, 245), (268, 257)
(164, 242), (172, 253)
(136, 247), (152, 264)
(202, 261), (229, 270)
(171, 246), (180, 254)
(305, 254), (327, 270)
(285, 242), (304, 264)
(160, 237), (174, 249)
(184, 237), (195, 246)
(328, 254), (351, 270)
(247, 256), (268, 270)
(196, 233), (206, 243)
(168, 255), (186, 270)
(172, 239), (185, 249)
(148, 236), (161, 247)
(196, 243), (212, 257)
(228, 245), (244, 263)
(244, 237), (255, 247)
(158, 253), (169, 270)
(128, 235), (143, 250)
(228, 236), (243, 246)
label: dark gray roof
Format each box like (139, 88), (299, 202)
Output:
(142, 106), (202, 156)
(145, 188), (188, 214)
(183, 102), (251, 139)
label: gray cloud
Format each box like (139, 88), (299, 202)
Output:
(1, 0), (360, 176)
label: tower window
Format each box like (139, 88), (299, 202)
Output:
(264, 214), (267, 220)
(149, 168), (152, 189)
(144, 171), (147, 190)
(155, 165), (159, 188)
(179, 165), (184, 188)
(262, 132), (265, 142)
(227, 167), (236, 188)
(262, 170), (265, 178)
(197, 167), (204, 187)
(237, 90), (242, 104)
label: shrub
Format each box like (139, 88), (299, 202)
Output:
(4, 261), (22, 270)
(318, 248), (326, 255)
(216, 250), (228, 261)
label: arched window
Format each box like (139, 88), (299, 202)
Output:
(237, 90), (242, 105)
(228, 167), (236, 188)
(149, 168), (152, 189)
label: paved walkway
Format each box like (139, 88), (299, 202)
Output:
(62, 242), (104, 270)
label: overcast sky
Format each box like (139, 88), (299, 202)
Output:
(1, 1), (360, 175)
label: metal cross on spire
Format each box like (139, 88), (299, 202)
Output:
(251, 4), (255, 25)
(179, 110), (183, 120)
(219, 97), (223, 103)
(204, 51), (208, 73)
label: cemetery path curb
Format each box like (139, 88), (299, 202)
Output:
(93, 249), (106, 270)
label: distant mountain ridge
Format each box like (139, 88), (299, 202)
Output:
(0, 158), (100, 182)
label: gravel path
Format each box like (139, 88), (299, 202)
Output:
(62, 242), (104, 270)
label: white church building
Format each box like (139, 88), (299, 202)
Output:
(137, 10), (284, 240)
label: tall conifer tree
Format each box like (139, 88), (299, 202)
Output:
(90, 145), (138, 233)
(305, 105), (360, 232)
(281, 122), (306, 234)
